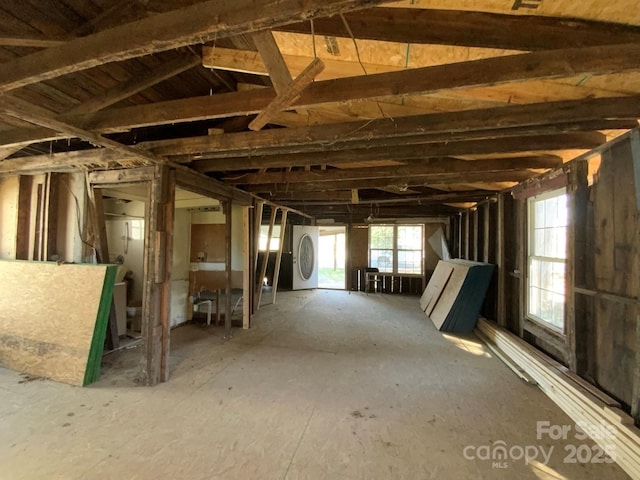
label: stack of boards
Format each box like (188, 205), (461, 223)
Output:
(0, 260), (116, 386)
(420, 259), (494, 333)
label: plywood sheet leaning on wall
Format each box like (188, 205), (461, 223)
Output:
(421, 259), (495, 333)
(0, 261), (117, 386)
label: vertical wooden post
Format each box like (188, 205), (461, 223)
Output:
(256, 207), (277, 309)
(496, 194), (507, 327)
(271, 209), (288, 304)
(252, 201), (264, 311)
(242, 206), (251, 329)
(516, 198), (526, 337)
(85, 179), (110, 263)
(142, 165), (174, 385)
(224, 200), (233, 339)
(566, 159), (589, 373)
(16, 175), (32, 260)
(464, 210), (470, 259)
(472, 208), (479, 261)
(483, 203), (490, 263)
(457, 213), (462, 258)
(44, 173), (60, 261)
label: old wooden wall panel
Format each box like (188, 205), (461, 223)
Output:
(591, 138), (640, 406)
(0, 261), (115, 386)
(190, 223), (225, 263)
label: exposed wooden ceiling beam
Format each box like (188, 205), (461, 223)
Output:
(73, 0), (150, 37)
(68, 54), (202, 115)
(242, 171), (536, 192)
(0, 0), (389, 93)
(249, 57), (325, 130)
(0, 36), (67, 48)
(252, 30), (293, 93)
(269, 190), (494, 206)
(266, 191), (352, 202)
(0, 54), (203, 156)
(223, 156), (562, 185)
(0, 96), (251, 203)
(275, 8), (640, 51)
(301, 205), (463, 218)
(202, 45), (398, 80)
(194, 133), (602, 172)
(141, 96), (640, 158)
(2, 42), (639, 146)
(4, 8), (639, 53)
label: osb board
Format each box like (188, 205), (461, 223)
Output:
(428, 262), (470, 330)
(419, 261), (454, 313)
(190, 224), (226, 263)
(0, 261), (115, 386)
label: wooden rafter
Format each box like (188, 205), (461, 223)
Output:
(140, 96), (640, 159)
(276, 8), (640, 51)
(0, 0), (389, 93)
(248, 57), (325, 131)
(223, 156), (563, 185)
(242, 171), (537, 192)
(194, 133), (603, 172)
(2, 42), (640, 148)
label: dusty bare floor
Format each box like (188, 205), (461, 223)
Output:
(0, 290), (630, 479)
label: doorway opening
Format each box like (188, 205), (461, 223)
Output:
(318, 226), (346, 289)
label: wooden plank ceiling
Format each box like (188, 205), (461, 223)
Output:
(0, 0), (639, 222)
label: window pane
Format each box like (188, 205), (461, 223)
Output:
(371, 249), (393, 272)
(397, 225), (422, 250)
(370, 225), (394, 249)
(398, 250), (422, 274)
(528, 189), (567, 329)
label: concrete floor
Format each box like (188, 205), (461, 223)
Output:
(0, 290), (630, 479)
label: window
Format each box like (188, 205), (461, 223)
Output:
(527, 188), (567, 330)
(259, 225), (280, 251)
(369, 224), (423, 274)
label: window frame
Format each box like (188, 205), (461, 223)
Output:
(368, 224), (424, 275)
(526, 187), (568, 333)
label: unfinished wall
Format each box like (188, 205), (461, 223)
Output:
(55, 173), (87, 264)
(104, 198), (145, 305)
(170, 208), (191, 327)
(0, 176), (18, 260)
(190, 204), (244, 272)
(583, 138), (640, 407)
(454, 130), (640, 414)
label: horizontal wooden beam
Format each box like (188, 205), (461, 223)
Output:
(1, 42), (638, 150)
(0, 35), (67, 48)
(298, 204), (463, 218)
(224, 156), (562, 185)
(242, 171), (539, 193)
(276, 8), (640, 51)
(273, 190), (495, 206)
(267, 191), (352, 202)
(142, 96), (640, 159)
(0, 0), (387, 93)
(0, 149), (136, 175)
(249, 57), (325, 130)
(202, 45), (399, 80)
(194, 133), (602, 171)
